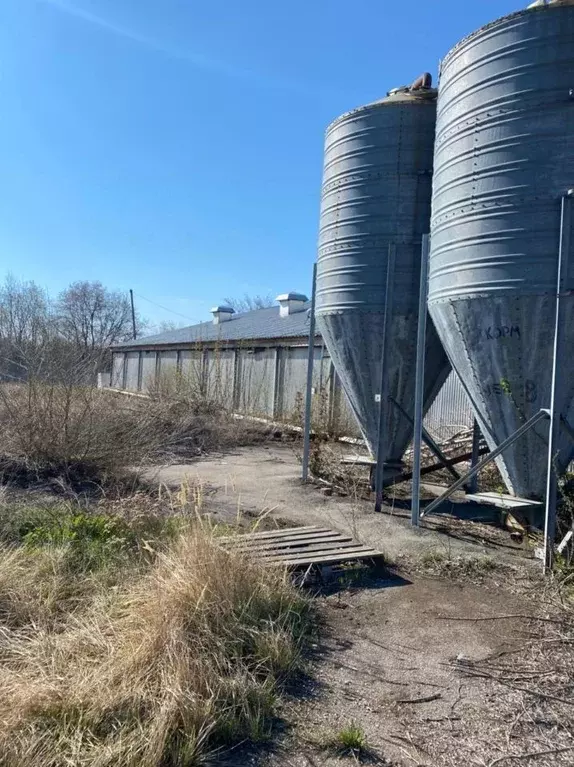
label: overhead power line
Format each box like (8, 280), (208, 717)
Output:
(133, 292), (199, 324)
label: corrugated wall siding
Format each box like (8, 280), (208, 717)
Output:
(424, 370), (474, 441)
(140, 351), (157, 392)
(205, 348), (235, 404)
(238, 348), (276, 417)
(125, 352), (140, 391)
(108, 345), (473, 444)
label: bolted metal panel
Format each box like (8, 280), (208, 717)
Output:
(159, 351), (178, 379)
(140, 351), (157, 392)
(125, 352), (140, 392)
(238, 348), (275, 417)
(180, 350), (204, 395)
(205, 348), (235, 404)
(317, 89), (451, 460)
(429, 3), (574, 498)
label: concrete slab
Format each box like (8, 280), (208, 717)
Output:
(145, 444), (534, 565)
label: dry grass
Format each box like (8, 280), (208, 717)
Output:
(0, 515), (311, 766)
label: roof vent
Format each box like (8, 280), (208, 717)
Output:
(276, 292), (308, 318)
(210, 305), (235, 324)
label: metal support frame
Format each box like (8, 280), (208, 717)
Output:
(467, 419), (481, 494)
(411, 235), (430, 526)
(302, 263), (318, 482)
(407, 195), (573, 570)
(544, 190), (573, 571)
(421, 409), (549, 518)
(374, 245), (396, 512)
(389, 396), (461, 482)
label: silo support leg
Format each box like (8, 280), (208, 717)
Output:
(466, 419), (481, 494)
(411, 235), (431, 526)
(544, 191), (572, 572)
(374, 246), (396, 513)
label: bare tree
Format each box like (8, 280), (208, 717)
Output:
(56, 281), (145, 356)
(0, 275), (51, 349)
(222, 293), (275, 313)
(150, 320), (188, 335)
(0, 275), (53, 382)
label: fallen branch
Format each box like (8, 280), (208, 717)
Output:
(452, 663), (574, 706)
(436, 614), (567, 625)
(488, 745), (574, 766)
(396, 693), (442, 705)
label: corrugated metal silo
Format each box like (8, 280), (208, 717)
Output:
(429, 1), (574, 499)
(317, 83), (451, 468)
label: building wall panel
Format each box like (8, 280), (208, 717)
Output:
(125, 352), (140, 392)
(111, 353), (125, 389)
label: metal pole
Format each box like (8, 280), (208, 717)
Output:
(129, 289), (137, 340)
(466, 418), (481, 494)
(422, 409), (549, 518)
(544, 191), (573, 572)
(302, 263), (318, 482)
(374, 245), (396, 512)
(411, 234), (430, 526)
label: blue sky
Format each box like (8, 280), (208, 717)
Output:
(1, 0), (519, 326)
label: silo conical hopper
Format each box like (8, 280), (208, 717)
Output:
(429, 1), (574, 499)
(316, 81), (451, 470)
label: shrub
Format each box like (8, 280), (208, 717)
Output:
(0, 375), (271, 492)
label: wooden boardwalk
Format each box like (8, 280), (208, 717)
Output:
(219, 525), (383, 568)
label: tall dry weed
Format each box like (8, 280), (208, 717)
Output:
(0, 525), (310, 766)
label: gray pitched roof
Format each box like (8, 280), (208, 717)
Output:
(113, 303), (318, 348)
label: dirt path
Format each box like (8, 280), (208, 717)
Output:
(147, 445), (553, 766)
(263, 577), (531, 766)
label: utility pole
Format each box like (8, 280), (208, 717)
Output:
(129, 289), (137, 340)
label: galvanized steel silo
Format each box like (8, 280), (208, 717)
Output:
(429, 1), (574, 499)
(317, 84), (451, 467)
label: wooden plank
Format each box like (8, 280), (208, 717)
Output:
(227, 532), (351, 552)
(271, 548), (383, 567)
(228, 536), (356, 556)
(219, 525), (323, 543)
(263, 541), (374, 559)
(225, 530), (345, 546)
(258, 541), (373, 560)
(219, 526), (328, 544)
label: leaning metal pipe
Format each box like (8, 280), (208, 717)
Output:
(421, 409), (549, 518)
